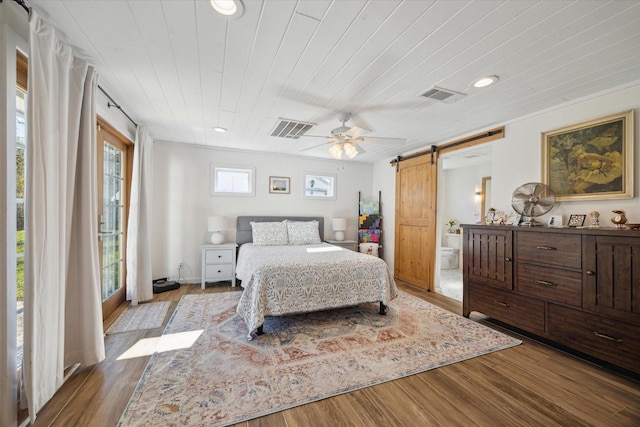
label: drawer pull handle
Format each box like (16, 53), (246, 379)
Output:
(217, 270), (222, 273)
(218, 255), (222, 258)
(586, 270), (595, 276)
(494, 300), (510, 308)
(536, 280), (556, 287)
(593, 331), (623, 343)
(505, 257), (512, 262)
(536, 246), (556, 251)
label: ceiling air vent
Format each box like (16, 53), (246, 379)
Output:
(419, 86), (466, 104)
(270, 118), (315, 139)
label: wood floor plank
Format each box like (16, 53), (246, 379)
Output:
(25, 280), (640, 427)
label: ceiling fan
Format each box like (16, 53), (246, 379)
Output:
(300, 112), (405, 160)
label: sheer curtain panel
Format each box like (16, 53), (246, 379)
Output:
(126, 126), (154, 304)
(23, 11), (105, 421)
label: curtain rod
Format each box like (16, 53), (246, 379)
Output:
(10, 0), (139, 128)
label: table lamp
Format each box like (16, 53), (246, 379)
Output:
(208, 216), (226, 244)
(332, 218), (347, 241)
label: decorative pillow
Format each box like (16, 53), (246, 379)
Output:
(286, 220), (321, 245)
(250, 221), (288, 246)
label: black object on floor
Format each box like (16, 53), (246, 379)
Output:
(152, 278), (180, 293)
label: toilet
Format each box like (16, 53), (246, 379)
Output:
(441, 233), (460, 269)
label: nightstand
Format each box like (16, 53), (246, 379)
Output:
(326, 240), (358, 252)
(201, 243), (238, 289)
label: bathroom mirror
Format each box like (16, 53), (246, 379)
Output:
(481, 176), (492, 221)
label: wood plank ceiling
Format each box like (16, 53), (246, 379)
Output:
(26, 0), (640, 162)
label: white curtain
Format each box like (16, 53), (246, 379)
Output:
(23, 11), (105, 421)
(126, 126), (154, 304)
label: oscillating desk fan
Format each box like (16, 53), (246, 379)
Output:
(511, 182), (555, 226)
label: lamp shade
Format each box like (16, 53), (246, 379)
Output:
(208, 216), (226, 231)
(332, 218), (347, 241)
(332, 218), (347, 231)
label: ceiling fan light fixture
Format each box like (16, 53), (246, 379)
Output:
(328, 143), (343, 160)
(473, 75), (499, 88)
(211, 0), (243, 17)
(343, 142), (359, 158)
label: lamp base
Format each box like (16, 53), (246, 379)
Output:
(211, 232), (224, 244)
(334, 231), (345, 241)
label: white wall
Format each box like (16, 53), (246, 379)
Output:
(152, 142), (373, 281)
(440, 163), (491, 229)
(490, 83), (640, 223)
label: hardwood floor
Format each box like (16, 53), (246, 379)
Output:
(27, 280), (640, 426)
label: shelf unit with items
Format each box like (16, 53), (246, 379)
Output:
(358, 191), (382, 257)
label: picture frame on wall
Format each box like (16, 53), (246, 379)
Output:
(568, 214), (585, 227)
(269, 176), (290, 194)
(541, 110), (634, 201)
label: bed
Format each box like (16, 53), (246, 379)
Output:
(235, 216), (398, 339)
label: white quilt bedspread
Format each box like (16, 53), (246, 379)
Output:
(235, 243), (398, 337)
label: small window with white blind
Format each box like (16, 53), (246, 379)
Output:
(210, 164), (256, 196)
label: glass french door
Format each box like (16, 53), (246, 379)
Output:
(97, 121), (131, 320)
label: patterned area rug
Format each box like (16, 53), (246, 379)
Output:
(118, 291), (520, 426)
(106, 301), (170, 334)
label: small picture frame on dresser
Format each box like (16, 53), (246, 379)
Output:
(568, 214), (585, 227)
(548, 215), (563, 228)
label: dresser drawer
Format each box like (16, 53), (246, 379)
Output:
(516, 233), (581, 269)
(516, 263), (582, 306)
(548, 304), (640, 373)
(205, 264), (233, 280)
(205, 249), (233, 264)
(468, 282), (545, 334)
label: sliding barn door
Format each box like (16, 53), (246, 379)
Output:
(394, 154), (438, 291)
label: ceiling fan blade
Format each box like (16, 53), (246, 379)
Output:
(299, 141), (331, 152)
(353, 141), (366, 154)
(360, 136), (406, 144)
(345, 126), (370, 138)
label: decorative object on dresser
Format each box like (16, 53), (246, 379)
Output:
(568, 214), (585, 227)
(541, 110), (634, 201)
(462, 224), (640, 374)
(589, 210), (600, 227)
(548, 215), (562, 227)
(207, 215), (226, 244)
(331, 217), (347, 241)
(611, 209), (627, 229)
(200, 243), (237, 289)
(511, 182), (555, 226)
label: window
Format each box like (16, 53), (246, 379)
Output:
(211, 164), (255, 196)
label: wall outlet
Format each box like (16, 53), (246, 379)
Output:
(178, 262), (184, 270)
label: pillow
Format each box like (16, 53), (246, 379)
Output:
(286, 220), (321, 245)
(250, 221), (288, 246)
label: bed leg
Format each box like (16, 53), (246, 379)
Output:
(257, 325), (264, 335)
(379, 302), (388, 315)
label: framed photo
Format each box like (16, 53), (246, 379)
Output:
(269, 176), (290, 194)
(548, 215), (563, 228)
(568, 214), (585, 227)
(541, 110), (634, 201)
(303, 172), (336, 200)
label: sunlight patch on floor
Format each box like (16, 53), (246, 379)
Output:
(117, 330), (204, 360)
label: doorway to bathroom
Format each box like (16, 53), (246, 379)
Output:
(436, 145), (493, 301)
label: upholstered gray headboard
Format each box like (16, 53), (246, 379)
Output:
(236, 216), (324, 245)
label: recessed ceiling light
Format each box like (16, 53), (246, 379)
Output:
(213, 127), (227, 133)
(210, 0), (243, 17)
(473, 75), (499, 88)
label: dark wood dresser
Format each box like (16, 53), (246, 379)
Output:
(462, 224), (640, 373)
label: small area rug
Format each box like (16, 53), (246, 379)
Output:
(106, 301), (170, 334)
(118, 291), (520, 426)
